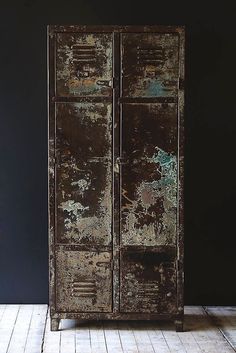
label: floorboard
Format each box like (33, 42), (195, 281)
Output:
(205, 306), (236, 351)
(0, 306), (235, 353)
(0, 305), (20, 353)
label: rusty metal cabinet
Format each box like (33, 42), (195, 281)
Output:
(48, 25), (184, 331)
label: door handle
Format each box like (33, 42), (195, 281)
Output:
(114, 158), (120, 174)
(96, 80), (112, 87)
(114, 157), (127, 173)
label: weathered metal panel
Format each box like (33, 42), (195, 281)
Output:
(48, 25), (185, 331)
(176, 29), (185, 322)
(121, 33), (179, 97)
(121, 103), (178, 246)
(55, 249), (112, 312)
(56, 33), (113, 97)
(55, 102), (112, 245)
(120, 248), (176, 313)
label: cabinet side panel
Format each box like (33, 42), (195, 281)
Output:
(48, 26), (56, 315)
(177, 29), (185, 318)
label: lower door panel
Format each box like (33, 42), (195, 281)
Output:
(120, 248), (177, 313)
(55, 249), (113, 312)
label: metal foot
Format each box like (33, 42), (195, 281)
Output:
(51, 318), (60, 331)
(175, 319), (184, 332)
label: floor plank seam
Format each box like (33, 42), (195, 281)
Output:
(23, 305), (34, 353)
(6, 305), (20, 353)
(40, 305), (49, 353)
(203, 306), (236, 353)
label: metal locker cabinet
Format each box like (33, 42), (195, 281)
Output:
(48, 25), (184, 332)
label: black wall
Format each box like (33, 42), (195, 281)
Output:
(0, 0), (235, 304)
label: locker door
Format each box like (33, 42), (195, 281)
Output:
(54, 33), (113, 312)
(55, 102), (112, 246)
(119, 33), (179, 313)
(56, 33), (113, 97)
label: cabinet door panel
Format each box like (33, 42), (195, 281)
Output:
(56, 33), (113, 97)
(121, 103), (177, 246)
(120, 250), (176, 313)
(121, 33), (179, 97)
(56, 250), (112, 312)
(55, 102), (112, 245)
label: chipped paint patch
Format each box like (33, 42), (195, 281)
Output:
(56, 33), (113, 97)
(56, 249), (112, 312)
(151, 147), (177, 206)
(122, 147), (177, 246)
(122, 33), (179, 97)
(59, 200), (89, 217)
(120, 251), (177, 313)
(56, 102), (112, 245)
(71, 179), (89, 191)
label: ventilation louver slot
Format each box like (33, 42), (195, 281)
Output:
(71, 44), (96, 62)
(136, 282), (160, 303)
(137, 46), (165, 66)
(71, 280), (96, 298)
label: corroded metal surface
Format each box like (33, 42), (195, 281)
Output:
(48, 25), (185, 331)
(56, 33), (113, 97)
(121, 103), (177, 246)
(120, 248), (176, 313)
(55, 102), (112, 245)
(55, 249), (112, 312)
(121, 33), (179, 97)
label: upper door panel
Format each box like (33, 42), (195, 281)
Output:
(121, 33), (179, 97)
(56, 33), (113, 97)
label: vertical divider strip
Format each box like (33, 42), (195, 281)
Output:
(177, 28), (185, 319)
(112, 31), (121, 313)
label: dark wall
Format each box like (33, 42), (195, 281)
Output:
(0, 0), (235, 304)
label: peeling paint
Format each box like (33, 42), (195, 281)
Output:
(122, 33), (179, 97)
(56, 102), (112, 245)
(56, 33), (113, 97)
(58, 200), (89, 217)
(71, 179), (89, 191)
(56, 249), (112, 312)
(121, 103), (177, 246)
(120, 250), (177, 313)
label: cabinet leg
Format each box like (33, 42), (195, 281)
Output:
(51, 318), (60, 331)
(175, 319), (184, 332)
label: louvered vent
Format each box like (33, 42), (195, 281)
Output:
(71, 280), (96, 298)
(71, 44), (96, 62)
(137, 46), (165, 66)
(136, 282), (159, 303)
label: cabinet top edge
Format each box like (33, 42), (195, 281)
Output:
(47, 25), (185, 35)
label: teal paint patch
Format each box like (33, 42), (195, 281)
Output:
(144, 79), (167, 97)
(70, 82), (100, 96)
(153, 148), (174, 166)
(151, 147), (177, 206)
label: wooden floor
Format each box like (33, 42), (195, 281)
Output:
(0, 306), (235, 353)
